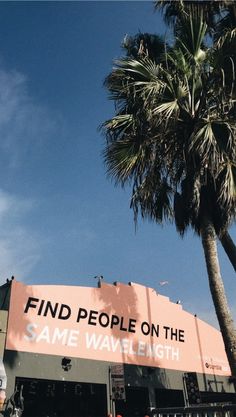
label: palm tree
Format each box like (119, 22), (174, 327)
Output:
(220, 231), (236, 272)
(102, 13), (236, 375)
(155, 0), (234, 33)
(122, 32), (165, 63)
(155, 0), (236, 274)
(155, 0), (221, 39)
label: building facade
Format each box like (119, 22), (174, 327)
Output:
(0, 279), (235, 417)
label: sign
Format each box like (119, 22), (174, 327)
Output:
(111, 365), (125, 400)
(6, 280), (230, 375)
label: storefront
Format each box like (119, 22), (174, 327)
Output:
(0, 279), (235, 417)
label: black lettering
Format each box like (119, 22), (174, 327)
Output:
(43, 301), (59, 318)
(179, 329), (185, 342)
(99, 312), (109, 327)
(38, 300), (45, 315)
(141, 321), (150, 336)
(58, 304), (71, 320)
(151, 323), (159, 337)
(88, 310), (98, 326)
(77, 308), (88, 322)
(24, 297), (39, 314)
(163, 326), (170, 339)
(120, 317), (127, 332)
(163, 326), (185, 342)
(170, 327), (178, 340)
(110, 315), (119, 328)
(128, 319), (136, 333)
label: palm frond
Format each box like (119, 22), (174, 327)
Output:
(218, 162), (236, 206)
(114, 58), (159, 81)
(153, 99), (179, 119)
(189, 121), (219, 169)
(174, 192), (189, 236)
(211, 121), (235, 154)
(103, 114), (134, 132)
(131, 175), (173, 224)
(104, 137), (154, 186)
(216, 27), (236, 48)
(176, 13), (207, 65)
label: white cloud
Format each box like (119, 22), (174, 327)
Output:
(0, 189), (33, 217)
(0, 189), (40, 285)
(0, 65), (61, 284)
(0, 68), (59, 167)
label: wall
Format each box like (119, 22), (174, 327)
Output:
(0, 311), (7, 359)
(1, 279), (236, 416)
(6, 280), (231, 376)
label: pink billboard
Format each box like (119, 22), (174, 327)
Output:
(6, 280), (230, 376)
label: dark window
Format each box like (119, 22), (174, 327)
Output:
(201, 391), (236, 405)
(116, 386), (149, 417)
(155, 388), (185, 407)
(11, 377), (107, 417)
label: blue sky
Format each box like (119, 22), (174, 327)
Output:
(0, 1), (235, 328)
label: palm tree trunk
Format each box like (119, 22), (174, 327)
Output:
(220, 231), (236, 273)
(201, 217), (236, 377)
